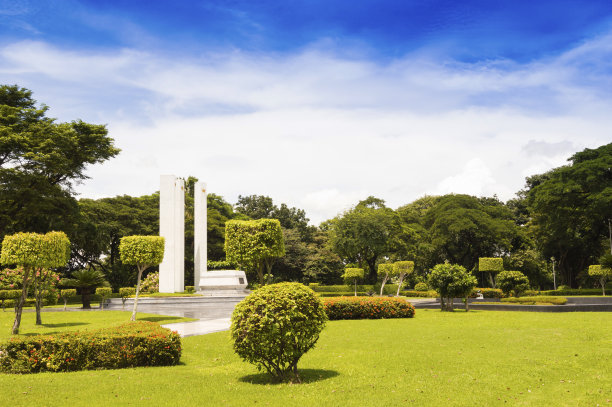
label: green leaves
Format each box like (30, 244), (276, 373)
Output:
(497, 270), (530, 297)
(478, 257), (503, 273)
(0, 231), (70, 268)
(225, 219), (285, 284)
(343, 267), (364, 280)
(428, 262), (477, 311)
(119, 236), (165, 267)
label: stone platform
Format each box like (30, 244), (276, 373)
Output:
(412, 296), (612, 312)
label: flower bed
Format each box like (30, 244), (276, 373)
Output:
(0, 321), (181, 374)
(323, 296), (415, 320)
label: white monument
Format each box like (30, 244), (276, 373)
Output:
(159, 175), (185, 293)
(159, 175), (248, 295)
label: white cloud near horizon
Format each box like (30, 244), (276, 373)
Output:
(0, 34), (611, 224)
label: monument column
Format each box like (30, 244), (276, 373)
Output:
(159, 175), (185, 293)
(193, 181), (207, 287)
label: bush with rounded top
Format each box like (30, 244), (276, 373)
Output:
(414, 282), (428, 291)
(230, 282), (327, 383)
(428, 263), (477, 311)
(96, 287), (113, 309)
(497, 270), (530, 297)
(393, 261), (415, 295)
(343, 267), (364, 296)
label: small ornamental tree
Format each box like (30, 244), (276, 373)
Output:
(497, 270), (530, 297)
(393, 261), (415, 296)
(119, 287), (136, 310)
(119, 236), (165, 321)
(231, 283), (327, 383)
(377, 263), (394, 295)
(0, 231), (70, 334)
(225, 219), (285, 285)
(428, 262), (477, 311)
(33, 269), (60, 324)
(60, 289), (76, 311)
(96, 287), (113, 309)
(589, 263), (612, 296)
(478, 257), (504, 288)
(343, 268), (364, 296)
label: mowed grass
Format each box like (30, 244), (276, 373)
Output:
(1, 310), (611, 406)
(0, 310), (195, 338)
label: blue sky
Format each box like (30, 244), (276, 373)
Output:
(1, 0), (611, 222)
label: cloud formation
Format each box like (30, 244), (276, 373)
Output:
(0, 33), (610, 223)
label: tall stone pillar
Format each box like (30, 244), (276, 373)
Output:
(159, 175), (185, 293)
(193, 181), (207, 287)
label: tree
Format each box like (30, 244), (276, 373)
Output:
(119, 236), (165, 321)
(225, 219), (285, 285)
(393, 261), (415, 296)
(343, 268), (364, 296)
(61, 268), (109, 309)
(235, 195), (315, 240)
(478, 257), (504, 288)
(0, 85), (120, 239)
(497, 270), (530, 297)
(424, 195), (518, 273)
(32, 268), (60, 325)
(329, 197), (400, 282)
(525, 143), (612, 287)
(377, 263), (394, 296)
(588, 255), (612, 296)
(428, 262), (477, 311)
(0, 231), (70, 334)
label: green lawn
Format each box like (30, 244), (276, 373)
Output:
(1, 310), (611, 406)
(0, 310), (195, 339)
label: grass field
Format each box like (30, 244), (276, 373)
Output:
(0, 310), (610, 406)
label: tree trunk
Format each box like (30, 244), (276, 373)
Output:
(81, 288), (92, 309)
(131, 266), (144, 321)
(354, 279), (357, 296)
(488, 273), (496, 288)
(601, 278), (606, 296)
(440, 296), (445, 311)
(12, 268), (32, 335)
(396, 273), (405, 296)
(35, 289), (43, 325)
(380, 275), (388, 296)
(464, 297), (470, 312)
(63, 298), (68, 311)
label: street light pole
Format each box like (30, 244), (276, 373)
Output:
(551, 257), (556, 290)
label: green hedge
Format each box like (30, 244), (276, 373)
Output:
(537, 288), (611, 296)
(501, 296), (567, 305)
(0, 321), (181, 374)
(317, 292), (369, 297)
(400, 290), (439, 298)
(470, 288), (504, 298)
(312, 285), (374, 293)
(322, 297), (415, 320)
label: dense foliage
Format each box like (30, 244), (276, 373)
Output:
(225, 219), (285, 285)
(230, 283), (326, 383)
(0, 321), (181, 373)
(497, 270), (530, 297)
(322, 296), (416, 320)
(428, 263), (477, 311)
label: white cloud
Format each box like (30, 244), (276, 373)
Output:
(1, 34), (611, 224)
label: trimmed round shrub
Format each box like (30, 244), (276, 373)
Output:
(414, 282), (428, 291)
(323, 297), (415, 320)
(230, 282), (327, 383)
(497, 270), (530, 297)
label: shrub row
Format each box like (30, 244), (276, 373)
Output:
(322, 297), (415, 320)
(537, 288), (611, 296)
(501, 296), (568, 305)
(0, 321), (181, 374)
(400, 290), (439, 298)
(470, 288), (504, 298)
(318, 292), (369, 297)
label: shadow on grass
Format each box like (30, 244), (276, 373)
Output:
(137, 316), (186, 323)
(239, 369), (339, 385)
(41, 322), (89, 328)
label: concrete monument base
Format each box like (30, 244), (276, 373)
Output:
(198, 270), (249, 297)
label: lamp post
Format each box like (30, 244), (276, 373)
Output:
(551, 256), (556, 290)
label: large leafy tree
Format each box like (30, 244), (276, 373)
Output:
(0, 85), (120, 238)
(525, 143), (612, 287)
(423, 194), (519, 273)
(328, 197), (401, 283)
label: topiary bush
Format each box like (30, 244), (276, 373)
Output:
(184, 286), (195, 294)
(343, 268), (365, 296)
(119, 287), (136, 310)
(96, 287), (113, 309)
(322, 297), (415, 320)
(414, 282), (428, 292)
(230, 282), (327, 383)
(497, 270), (530, 297)
(0, 321), (181, 374)
(60, 289), (76, 311)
